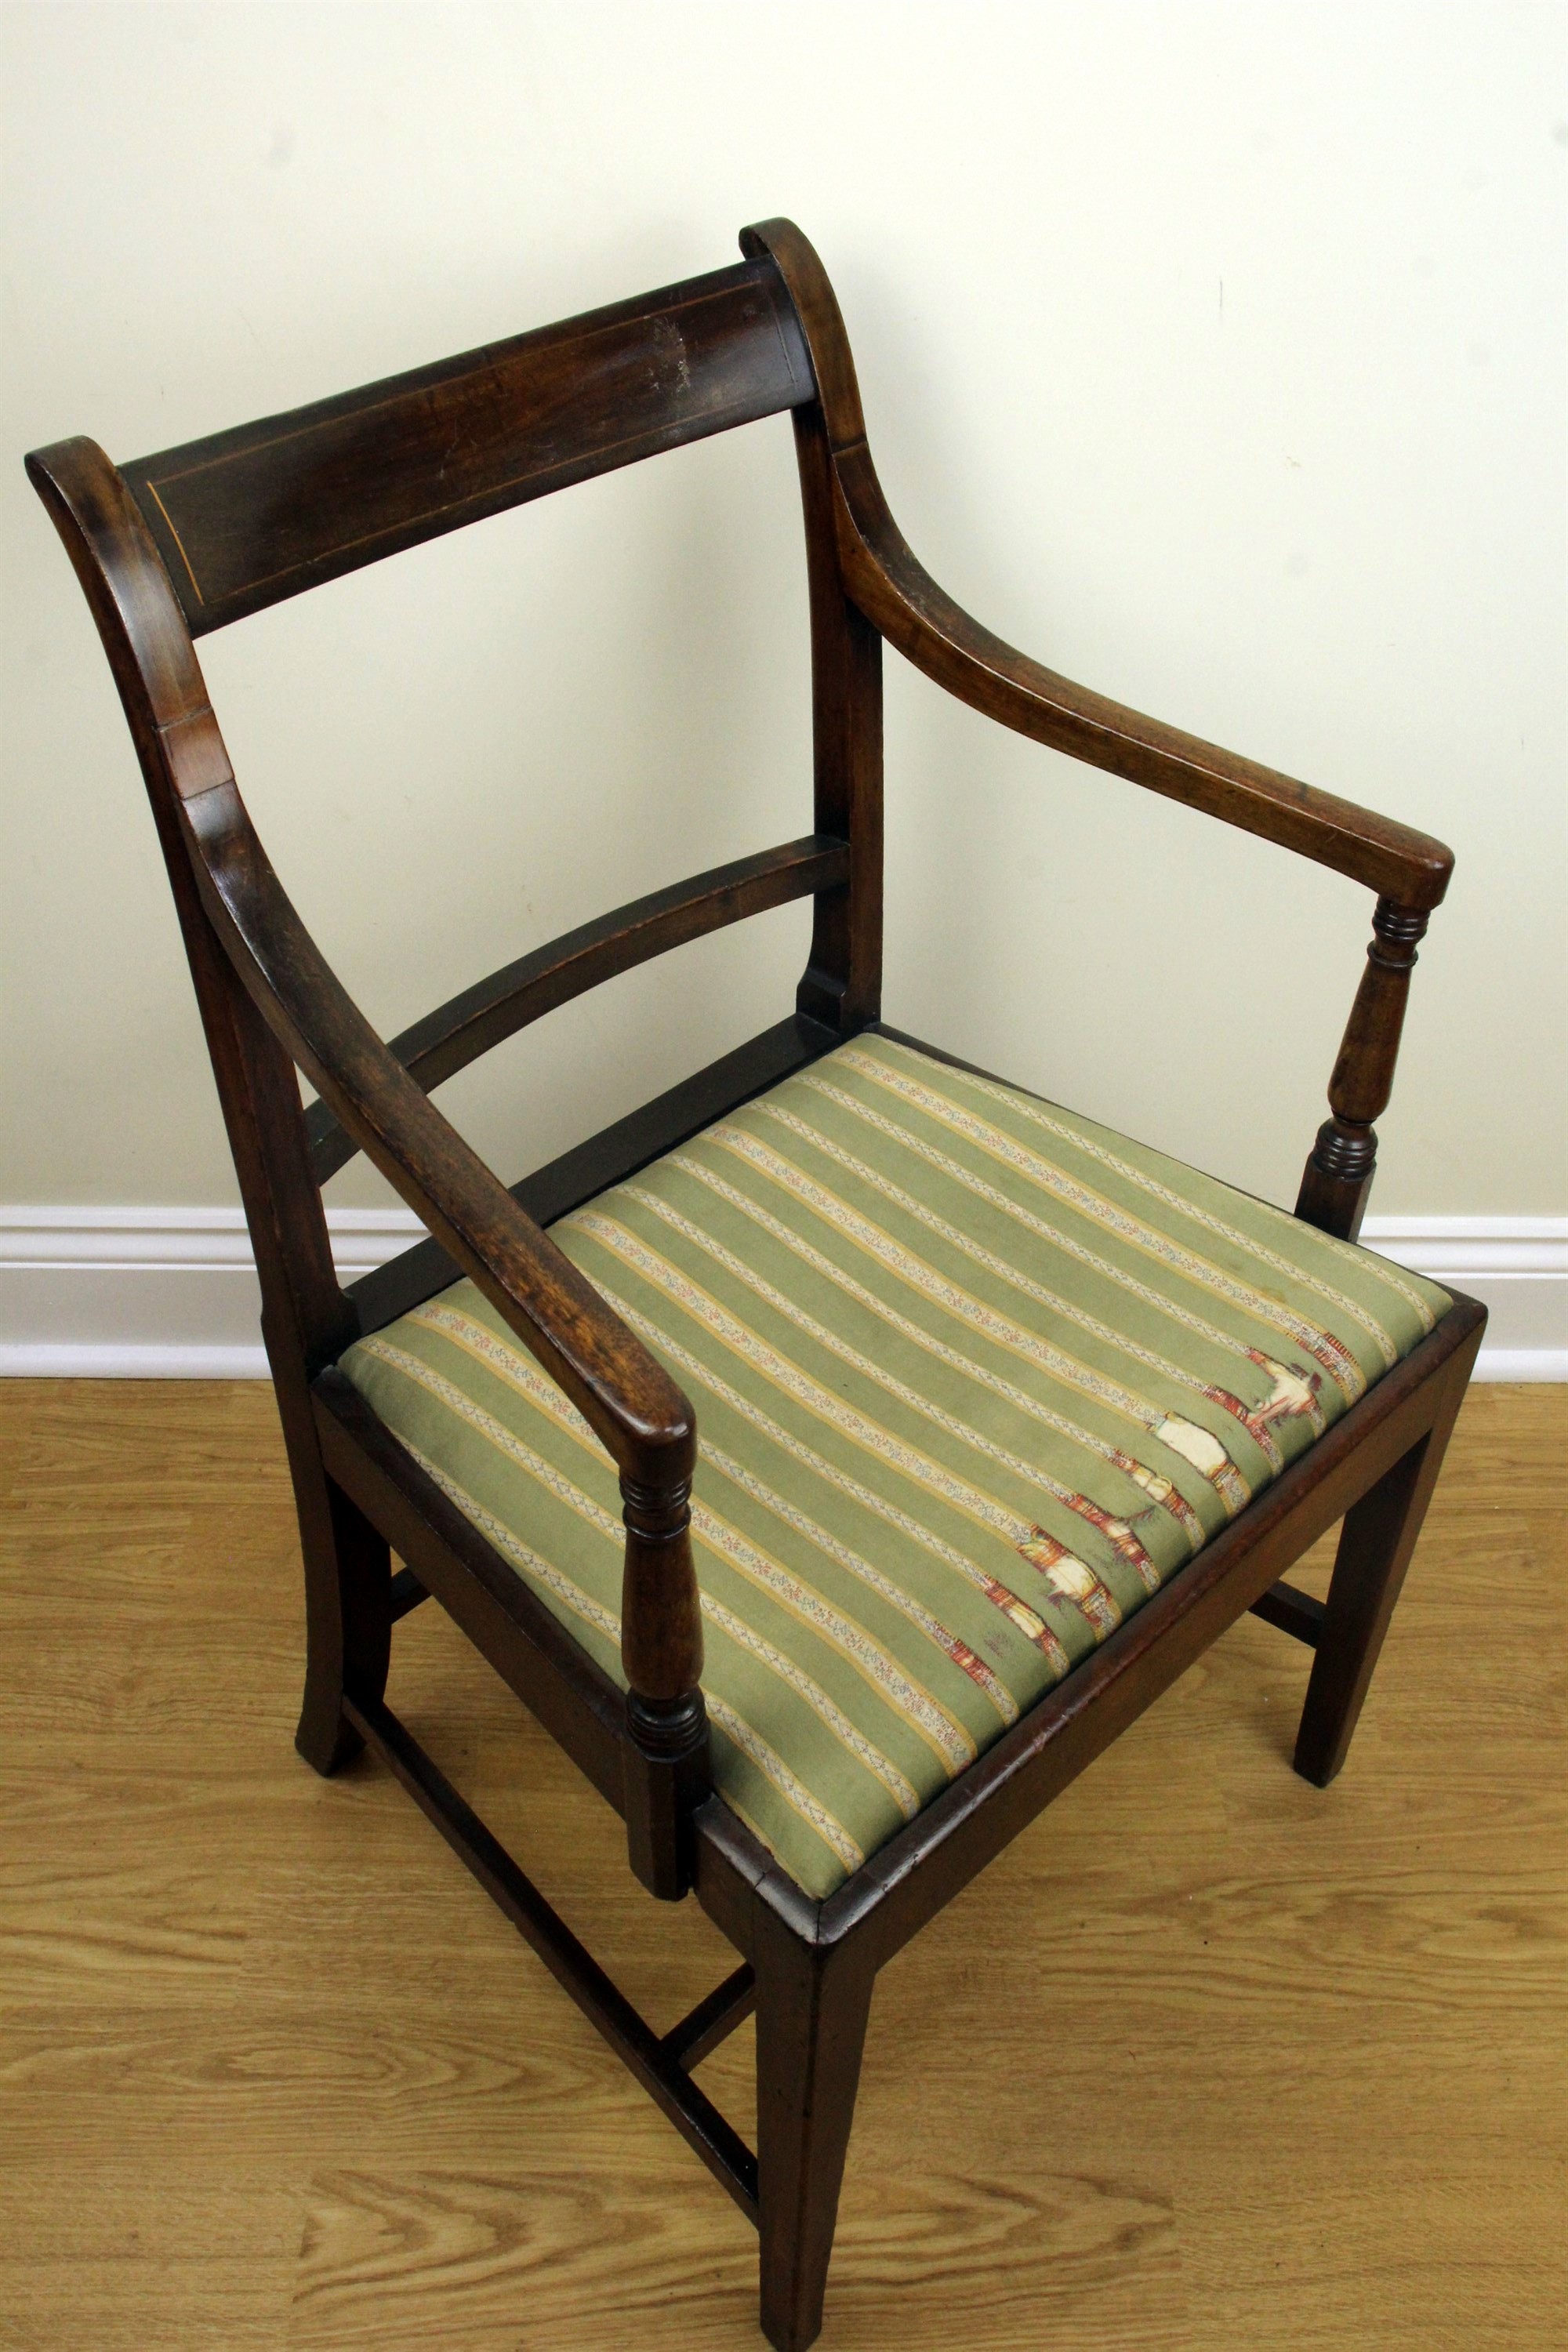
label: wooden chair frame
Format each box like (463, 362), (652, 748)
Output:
(29, 219), (1485, 2351)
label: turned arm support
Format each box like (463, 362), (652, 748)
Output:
(840, 474), (1447, 1238)
(28, 432), (710, 1894)
(1294, 899), (1429, 1241)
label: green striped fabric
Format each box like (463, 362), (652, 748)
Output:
(340, 1034), (1450, 1900)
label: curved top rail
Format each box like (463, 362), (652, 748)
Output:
(120, 256), (816, 634)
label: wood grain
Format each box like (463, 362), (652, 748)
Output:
(1, 1379), (1562, 2349)
(118, 256), (814, 633)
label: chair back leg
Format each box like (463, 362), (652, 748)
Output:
(756, 1925), (877, 2352)
(281, 1372), (393, 1774)
(1294, 1339), (1478, 1788)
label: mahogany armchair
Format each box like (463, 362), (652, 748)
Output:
(29, 219), (1484, 2350)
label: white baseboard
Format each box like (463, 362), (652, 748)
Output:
(0, 1208), (421, 1381)
(0, 1207), (1563, 1381)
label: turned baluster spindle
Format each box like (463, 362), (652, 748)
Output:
(619, 1472), (710, 1900)
(1295, 898), (1428, 1243)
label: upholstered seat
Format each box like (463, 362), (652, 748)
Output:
(343, 1033), (1450, 1897)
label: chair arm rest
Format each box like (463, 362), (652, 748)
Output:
(831, 445), (1453, 909)
(740, 218), (1452, 912)
(27, 437), (692, 1483)
(183, 786), (696, 1498)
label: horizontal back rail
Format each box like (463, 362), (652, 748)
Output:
(121, 257), (815, 633)
(307, 836), (849, 1181)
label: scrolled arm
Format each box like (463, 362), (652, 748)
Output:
(187, 789), (691, 1473)
(830, 447), (1454, 909)
(743, 216), (1454, 913)
(189, 791), (712, 1893)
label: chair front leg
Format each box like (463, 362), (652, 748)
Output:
(1294, 1342), (1475, 1786)
(756, 1922), (876, 2352)
(619, 1469), (710, 1899)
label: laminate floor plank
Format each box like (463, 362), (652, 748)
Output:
(0, 1377), (1562, 2350)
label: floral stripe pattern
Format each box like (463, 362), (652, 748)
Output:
(340, 1032), (1450, 1900)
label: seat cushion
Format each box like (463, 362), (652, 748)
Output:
(339, 1033), (1450, 1900)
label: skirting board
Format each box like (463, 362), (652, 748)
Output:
(0, 1207), (1563, 1381)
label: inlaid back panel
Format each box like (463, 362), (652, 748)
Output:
(121, 258), (815, 633)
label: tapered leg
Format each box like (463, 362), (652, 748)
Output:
(756, 1926), (876, 2352)
(1294, 1353), (1472, 1788)
(292, 1457), (392, 1777)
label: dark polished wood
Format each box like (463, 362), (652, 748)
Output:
(1294, 1343), (1474, 1786)
(744, 217), (1454, 914)
(347, 1010), (841, 1336)
(1295, 897), (1429, 1241)
(755, 1924), (876, 2352)
(121, 258), (813, 633)
(342, 1688), (760, 2223)
(663, 1962), (757, 2071)
(1248, 1577), (1327, 1647)
(387, 1562), (429, 1622)
(306, 837), (850, 1182)
(314, 1366), (628, 1809)
(29, 218), (1482, 2352)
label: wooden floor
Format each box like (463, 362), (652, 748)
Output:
(1, 1379), (1563, 2350)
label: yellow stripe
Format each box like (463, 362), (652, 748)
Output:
(895, 1040), (1436, 1340)
(595, 1199), (1178, 1582)
(642, 1169), (1209, 1540)
(706, 1127), (1187, 1430)
(697, 1432), (1013, 1728)
(833, 1050), (1372, 1398)
(689, 1522), (970, 1776)
(592, 1288), (1049, 1700)
(398, 1414), (865, 1878)
(754, 1096), (1288, 1472)
(397, 1432), (620, 1645)
(404, 1305), (973, 1767)
(800, 1072), (1325, 1432)
(416, 1293), (1034, 1690)
(358, 1336), (924, 1820)
(698, 1592), (924, 1819)
(685, 1133), (1250, 1515)
(704, 1694), (866, 1878)
(572, 1223), (1058, 1550)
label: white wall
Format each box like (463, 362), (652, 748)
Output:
(2, 2), (1563, 1367)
